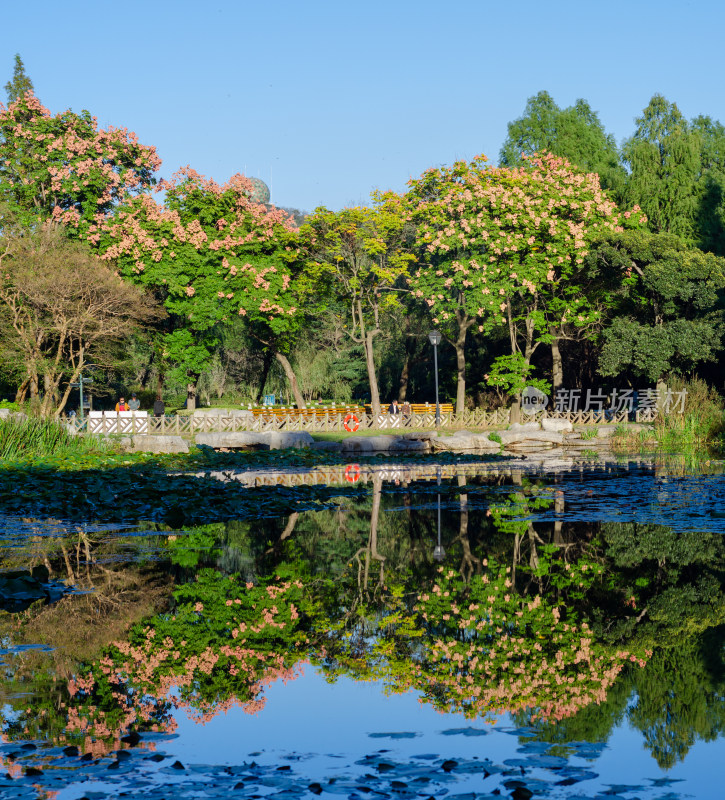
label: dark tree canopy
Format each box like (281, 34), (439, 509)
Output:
(591, 230), (725, 382)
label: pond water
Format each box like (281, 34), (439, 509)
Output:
(1, 455), (724, 799)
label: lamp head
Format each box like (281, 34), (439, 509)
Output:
(428, 330), (442, 346)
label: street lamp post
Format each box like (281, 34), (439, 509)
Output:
(428, 330), (442, 427)
(69, 369), (94, 421)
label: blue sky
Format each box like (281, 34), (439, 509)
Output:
(2, 0), (723, 212)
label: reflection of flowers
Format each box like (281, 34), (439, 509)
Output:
(408, 563), (647, 722)
(27, 571), (309, 751)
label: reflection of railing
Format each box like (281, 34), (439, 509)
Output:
(197, 456), (646, 488)
(65, 407), (648, 436)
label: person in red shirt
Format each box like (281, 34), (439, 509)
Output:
(115, 397), (130, 412)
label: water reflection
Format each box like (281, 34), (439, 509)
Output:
(0, 459), (724, 796)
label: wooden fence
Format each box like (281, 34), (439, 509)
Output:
(65, 406), (651, 436)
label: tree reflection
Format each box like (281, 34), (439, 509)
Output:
(2, 469), (725, 771)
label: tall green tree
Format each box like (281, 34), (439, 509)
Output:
(4, 54), (33, 104)
(622, 95), (702, 241)
(500, 91), (625, 195)
(298, 194), (413, 415)
(406, 153), (644, 403)
(691, 114), (725, 256)
(593, 230), (725, 382)
(97, 169), (299, 410)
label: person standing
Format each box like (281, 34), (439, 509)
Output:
(153, 395), (165, 418)
(115, 397), (130, 412)
(129, 393), (140, 411)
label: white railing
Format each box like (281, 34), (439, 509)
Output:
(64, 406), (647, 436)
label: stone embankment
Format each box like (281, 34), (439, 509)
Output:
(117, 420), (652, 454)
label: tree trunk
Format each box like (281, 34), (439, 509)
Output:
(551, 334), (564, 394)
(453, 308), (473, 416)
(274, 352), (306, 409)
(398, 345), (412, 402)
(186, 379), (198, 412)
(15, 375), (29, 404)
(256, 349), (274, 404)
(454, 333), (466, 415)
(364, 330), (382, 416)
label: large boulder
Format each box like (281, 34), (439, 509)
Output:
(341, 435), (399, 453)
(264, 431), (314, 449)
(508, 421), (541, 432)
(0, 409), (28, 422)
(389, 438), (429, 453)
(430, 431), (500, 452)
(541, 417), (573, 433)
(499, 430), (564, 448)
(124, 435), (189, 454)
(195, 431), (312, 450)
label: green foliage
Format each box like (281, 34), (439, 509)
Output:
(0, 416), (108, 461)
(500, 91), (625, 195)
(594, 230), (725, 381)
(655, 376), (725, 448)
(0, 92), (160, 229)
(485, 353), (550, 398)
(4, 54), (34, 104)
(97, 169), (298, 385)
(623, 95), (704, 242)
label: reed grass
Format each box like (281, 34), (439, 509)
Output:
(0, 417), (109, 462)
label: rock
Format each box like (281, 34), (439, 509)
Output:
(341, 435), (399, 453)
(264, 432), (314, 449)
(430, 431), (500, 452)
(196, 432), (266, 450)
(508, 421), (541, 432)
(389, 438), (429, 453)
(125, 435), (190, 454)
(596, 425), (619, 438)
(310, 440), (343, 451)
(498, 430), (564, 447)
(0, 409), (27, 422)
(541, 418), (573, 433)
(195, 431), (313, 450)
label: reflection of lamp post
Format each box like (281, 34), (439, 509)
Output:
(433, 466), (445, 561)
(428, 330), (442, 427)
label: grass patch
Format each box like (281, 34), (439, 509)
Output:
(654, 377), (725, 451)
(0, 417), (111, 462)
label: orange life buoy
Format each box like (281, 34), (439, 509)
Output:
(344, 464), (361, 483)
(343, 413), (360, 432)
